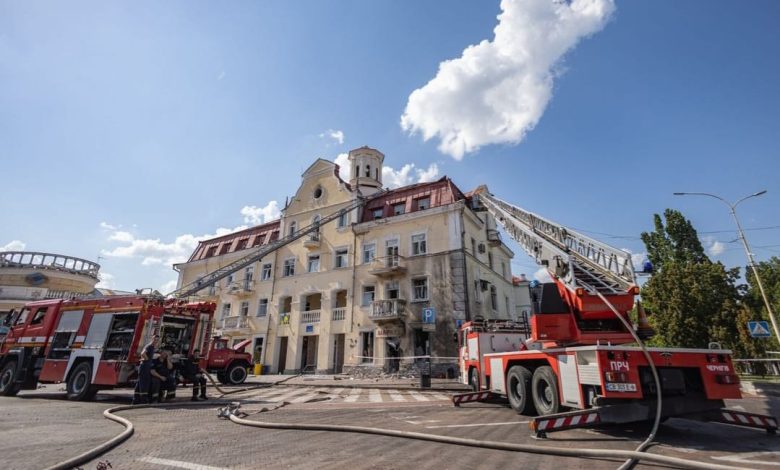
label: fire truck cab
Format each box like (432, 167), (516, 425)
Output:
(0, 295), (215, 400)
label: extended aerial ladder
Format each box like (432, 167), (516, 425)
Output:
(168, 197), (369, 299)
(473, 185), (647, 345)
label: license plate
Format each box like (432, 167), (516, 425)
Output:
(606, 382), (637, 392)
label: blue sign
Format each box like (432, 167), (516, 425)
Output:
(748, 321), (772, 338)
(422, 307), (436, 324)
(455, 319), (463, 329)
(305, 324), (314, 333)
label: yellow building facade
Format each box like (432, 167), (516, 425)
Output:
(174, 147), (518, 376)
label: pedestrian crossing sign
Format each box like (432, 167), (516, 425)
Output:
(748, 320), (772, 338)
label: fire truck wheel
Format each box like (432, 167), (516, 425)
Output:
(468, 368), (479, 392)
(0, 361), (21, 397)
(531, 366), (560, 416)
(67, 362), (98, 401)
(226, 362), (249, 385)
(506, 365), (535, 415)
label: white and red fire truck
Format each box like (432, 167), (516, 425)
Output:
(456, 188), (777, 436)
(0, 295), (215, 400)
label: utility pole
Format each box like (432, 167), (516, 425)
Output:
(674, 190), (779, 344)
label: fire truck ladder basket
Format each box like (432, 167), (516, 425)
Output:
(477, 190), (636, 296)
(168, 196), (370, 299)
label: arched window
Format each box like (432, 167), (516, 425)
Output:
(365, 164), (371, 177)
(355, 165), (360, 178)
(375, 168), (379, 180)
(288, 221), (296, 237)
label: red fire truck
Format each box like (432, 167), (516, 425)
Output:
(0, 295), (215, 400)
(456, 188), (777, 435)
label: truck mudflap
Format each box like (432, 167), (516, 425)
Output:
(530, 405), (779, 438)
(451, 390), (495, 407)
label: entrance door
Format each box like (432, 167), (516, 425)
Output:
(301, 336), (318, 372)
(333, 334), (345, 374)
(277, 337), (288, 374)
(385, 337), (401, 373)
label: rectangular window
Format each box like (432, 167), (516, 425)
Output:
(307, 255), (320, 273)
(337, 211), (349, 228)
(261, 263), (272, 281)
(283, 258), (295, 277)
(411, 233), (427, 256)
(501, 260), (506, 278)
(372, 208), (383, 220)
(362, 243), (376, 264)
(362, 285), (375, 306)
(385, 281), (400, 299)
(240, 301), (249, 317)
(416, 197), (430, 211)
(471, 237), (476, 255)
(361, 331), (374, 363)
(392, 202), (405, 216)
(488, 252), (494, 269)
(225, 274), (234, 286)
(221, 303), (231, 319)
(335, 248), (348, 268)
(490, 285), (498, 311)
(412, 278), (428, 301)
(257, 299), (268, 317)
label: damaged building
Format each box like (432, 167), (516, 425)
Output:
(174, 146), (518, 377)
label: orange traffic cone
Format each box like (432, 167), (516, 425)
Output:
(636, 301), (654, 339)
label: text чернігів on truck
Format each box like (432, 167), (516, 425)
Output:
(456, 187), (777, 435)
(0, 295), (215, 400)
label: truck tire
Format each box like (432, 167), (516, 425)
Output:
(216, 371), (228, 384)
(0, 361), (21, 397)
(469, 368), (479, 392)
(531, 366), (560, 416)
(67, 362), (98, 401)
(506, 365), (535, 415)
(226, 362), (248, 385)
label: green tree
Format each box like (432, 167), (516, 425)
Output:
(742, 257), (780, 352)
(640, 210), (743, 352)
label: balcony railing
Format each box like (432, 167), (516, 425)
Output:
(0, 251), (100, 279)
(301, 310), (321, 323)
(332, 307), (346, 321)
(225, 279), (255, 296)
(303, 232), (321, 249)
(368, 255), (407, 277)
(370, 299), (406, 322)
(221, 315), (249, 330)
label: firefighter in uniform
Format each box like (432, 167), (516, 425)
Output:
(132, 334), (159, 405)
(180, 349), (208, 401)
(150, 350), (176, 402)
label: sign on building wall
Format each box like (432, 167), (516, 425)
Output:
(376, 325), (403, 338)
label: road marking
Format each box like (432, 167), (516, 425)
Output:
(344, 388), (362, 402)
(368, 388), (383, 402)
(389, 391), (406, 402)
(425, 421), (528, 429)
(712, 451), (780, 466)
(406, 420), (441, 425)
(428, 392), (450, 400)
(408, 391), (430, 401)
(290, 392), (322, 403)
(139, 456), (229, 470)
(273, 388), (314, 402)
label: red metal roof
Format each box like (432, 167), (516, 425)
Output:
(360, 177), (466, 222)
(187, 219), (281, 262)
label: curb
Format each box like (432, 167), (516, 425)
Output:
(240, 380), (468, 393)
(740, 381), (780, 398)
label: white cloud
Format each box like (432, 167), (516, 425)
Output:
(319, 129), (345, 145)
(100, 222), (118, 230)
(534, 267), (552, 283)
(0, 240), (26, 252)
(621, 248), (648, 271)
(96, 272), (116, 289)
(334, 152), (350, 180)
(333, 154), (440, 189)
(241, 200), (281, 225)
(102, 228), (248, 266)
(109, 231), (134, 243)
(702, 237), (725, 257)
(401, 0), (615, 159)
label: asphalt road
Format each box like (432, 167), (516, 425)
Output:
(1, 385), (778, 470)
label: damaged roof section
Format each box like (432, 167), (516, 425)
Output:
(360, 177), (466, 222)
(187, 219), (281, 262)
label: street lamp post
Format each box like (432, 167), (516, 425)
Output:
(673, 190), (780, 343)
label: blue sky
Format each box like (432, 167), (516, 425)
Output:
(1, 0), (778, 292)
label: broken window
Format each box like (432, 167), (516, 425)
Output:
(411, 233), (427, 255)
(283, 258), (295, 277)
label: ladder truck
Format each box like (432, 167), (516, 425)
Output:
(456, 186), (777, 436)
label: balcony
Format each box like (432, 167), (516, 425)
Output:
(487, 229), (501, 247)
(369, 299), (406, 323)
(303, 232), (321, 249)
(368, 255), (407, 277)
(224, 279), (255, 297)
(301, 310), (321, 323)
(331, 307), (346, 321)
(221, 315), (250, 332)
